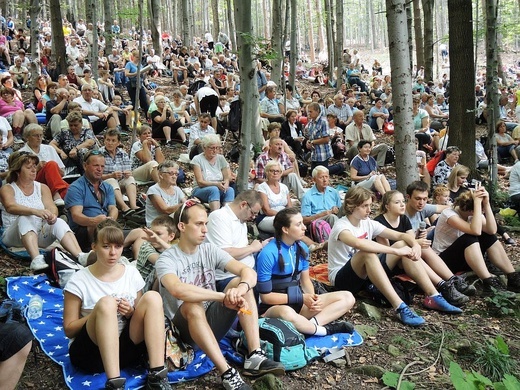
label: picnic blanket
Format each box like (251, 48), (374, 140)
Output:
(7, 275), (363, 389)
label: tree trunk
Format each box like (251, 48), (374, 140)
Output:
(262, 0), (270, 40)
(413, 0), (424, 69)
(335, 0), (343, 90)
(29, 0), (41, 80)
(386, 0), (418, 192)
(486, 0), (499, 186)
(89, 0), (99, 79)
(406, 2), (414, 71)
(211, 0), (219, 40)
(422, 0), (434, 81)
(234, 0), (262, 192)
(289, 0), (297, 89)
(50, 0), (67, 76)
(104, 0), (114, 55)
(271, 0), (283, 88)
(226, 0), (236, 50)
(315, 0), (325, 53)
(324, 0), (334, 73)
(368, 0), (376, 50)
(448, 0), (475, 169)
(85, 0), (93, 23)
(149, 0), (162, 54)
(307, 0), (315, 63)
(181, 0), (190, 47)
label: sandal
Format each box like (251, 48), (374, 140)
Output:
(504, 237), (516, 245)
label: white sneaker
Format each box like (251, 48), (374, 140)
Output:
(77, 251), (91, 266)
(54, 198), (65, 207)
(30, 255), (48, 271)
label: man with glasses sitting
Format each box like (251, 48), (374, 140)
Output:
(65, 150), (118, 250)
(73, 84), (118, 135)
(206, 190), (271, 292)
(156, 199), (285, 390)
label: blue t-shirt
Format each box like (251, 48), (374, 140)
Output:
(256, 240), (309, 288)
(64, 175), (115, 230)
(350, 155), (377, 178)
(301, 185), (341, 217)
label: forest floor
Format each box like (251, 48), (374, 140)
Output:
(2, 47), (520, 390)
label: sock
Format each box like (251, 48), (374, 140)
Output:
(247, 348), (262, 358)
(314, 325), (327, 336)
(429, 293), (440, 297)
(149, 366), (163, 373)
(310, 317), (319, 326)
(437, 280), (445, 289)
(107, 376), (122, 381)
(448, 275), (456, 283)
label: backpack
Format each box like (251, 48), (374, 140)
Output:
(228, 99), (241, 134)
(44, 248), (84, 288)
(164, 317), (194, 371)
(309, 219), (331, 243)
(364, 277), (418, 307)
(238, 318), (320, 371)
(384, 145), (395, 165)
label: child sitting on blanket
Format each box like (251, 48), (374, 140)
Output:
(63, 220), (170, 389)
(136, 215), (177, 292)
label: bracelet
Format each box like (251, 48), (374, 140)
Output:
(238, 281), (251, 292)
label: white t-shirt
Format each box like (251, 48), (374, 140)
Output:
(205, 205), (252, 280)
(156, 243), (232, 318)
(328, 216), (385, 285)
(19, 144), (65, 169)
(432, 208), (466, 254)
(65, 263), (145, 334)
(0, 116), (11, 143)
(257, 182), (289, 211)
(145, 183), (185, 226)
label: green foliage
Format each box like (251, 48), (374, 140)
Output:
(382, 371), (415, 390)
(503, 215), (520, 228)
(0, 276), (5, 296)
(236, 32), (280, 62)
(118, 7), (149, 26)
(484, 288), (520, 317)
(488, 187), (509, 209)
(450, 361), (520, 390)
(474, 336), (517, 382)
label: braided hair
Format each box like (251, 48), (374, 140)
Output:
(273, 207), (309, 272)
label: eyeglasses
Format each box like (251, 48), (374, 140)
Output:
(84, 149), (103, 162)
(206, 146), (220, 151)
(161, 170), (178, 176)
(246, 202), (259, 217)
(269, 169), (282, 174)
(30, 133), (44, 138)
(178, 198), (201, 222)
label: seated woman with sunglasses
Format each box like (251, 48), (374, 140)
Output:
(0, 151), (90, 271)
(191, 134), (234, 211)
(0, 86), (37, 141)
(256, 208), (355, 336)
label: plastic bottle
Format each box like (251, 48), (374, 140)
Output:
(27, 294), (43, 319)
(416, 221), (427, 239)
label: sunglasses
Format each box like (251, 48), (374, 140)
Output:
(84, 149), (103, 162)
(178, 198), (201, 222)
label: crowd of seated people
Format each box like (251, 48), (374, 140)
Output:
(3, 15), (520, 390)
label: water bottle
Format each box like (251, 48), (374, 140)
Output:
(416, 221), (427, 239)
(27, 294), (43, 319)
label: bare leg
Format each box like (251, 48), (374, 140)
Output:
(114, 188), (131, 212)
(20, 231), (40, 259)
(163, 126), (172, 142)
(124, 183), (138, 209)
(464, 243), (494, 279)
(0, 339), (32, 390)
(421, 247), (455, 281)
(208, 200), (220, 211)
(60, 232), (83, 257)
(486, 241), (515, 274)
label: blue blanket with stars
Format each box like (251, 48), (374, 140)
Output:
(7, 275), (363, 389)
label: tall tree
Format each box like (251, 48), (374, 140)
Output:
(29, 0), (41, 81)
(226, 0), (237, 50)
(324, 0), (335, 75)
(386, 0), (418, 192)
(234, 0), (262, 191)
(49, 0), (67, 76)
(104, 1), (114, 55)
(149, 0), (162, 54)
(181, 0), (190, 46)
(368, 0), (376, 50)
(413, 0), (424, 69)
(486, 0), (499, 186)
(335, 0), (344, 90)
(211, 0), (219, 39)
(448, 0), (475, 169)
(270, 0), (283, 87)
(288, 0), (297, 89)
(306, 0), (315, 63)
(422, 0), (434, 81)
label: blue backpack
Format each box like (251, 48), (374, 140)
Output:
(238, 318), (320, 371)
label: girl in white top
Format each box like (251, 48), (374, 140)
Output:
(63, 222), (168, 389)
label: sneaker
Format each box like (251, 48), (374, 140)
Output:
(77, 251), (91, 267)
(145, 367), (170, 390)
(452, 275), (477, 296)
(122, 209), (136, 218)
(30, 255), (49, 271)
(164, 140), (176, 149)
(482, 276), (516, 297)
(423, 294), (463, 314)
(243, 349), (285, 377)
(105, 377), (126, 390)
(506, 271), (520, 293)
(324, 320), (355, 335)
(221, 367), (251, 390)
(438, 280), (470, 306)
(14, 135), (24, 144)
(54, 198), (65, 207)
(396, 302), (425, 327)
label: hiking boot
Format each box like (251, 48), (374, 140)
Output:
(145, 367), (170, 390)
(221, 367), (251, 390)
(452, 275), (476, 296)
(482, 276), (516, 298)
(396, 302), (425, 327)
(105, 377), (126, 390)
(324, 320), (355, 335)
(438, 280), (470, 306)
(506, 272), (520, 293)
(423, 294), (463, 314)
(242, 348), (285, 377)
(30, 255), (48, 271)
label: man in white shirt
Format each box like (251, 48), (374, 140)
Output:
(73, 85), (118, 134)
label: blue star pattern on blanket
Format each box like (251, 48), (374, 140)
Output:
(7, 275), (363, 389)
